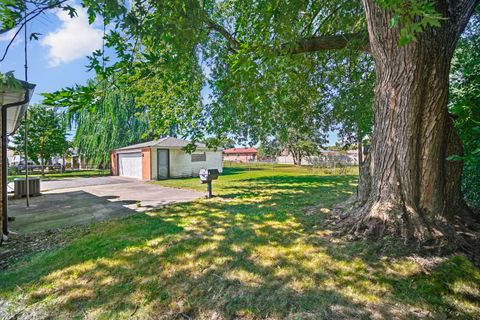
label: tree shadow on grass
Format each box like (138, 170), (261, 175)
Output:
(2, 205), (375, 319)
(1, 173), (479, 319)
(0, 212), (183, 288)
(220, 166), (266, 176)
(221, 174), (356, 201)
(318, 239), (480, 318)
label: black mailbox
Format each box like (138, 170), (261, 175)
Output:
(199, 169), (220, 198)
(199, 169), (220, 183)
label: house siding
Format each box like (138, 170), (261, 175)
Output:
(223, 148), (258, 162)
(277, 154), (296, 164)
(277, 152), (359, 165)
(206, 151), (223, 174)
(223, 153), (257, 162)
(167, 149), (223, 178)
(169, 149), (191, 178)
(141, 147), (152, 180)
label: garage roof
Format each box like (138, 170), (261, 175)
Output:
(115, 137), (207, 151)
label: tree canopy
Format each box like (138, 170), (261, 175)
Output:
(9, 105), (67, 175)
(43, 79), (153, 167)
(0, 0), (398, 143)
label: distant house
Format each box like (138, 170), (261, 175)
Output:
(318, 150), (359, 165)
(110, 137), (223, 180)
(277, 150), (359, 165)
(7, 149), (16, 166)
(347, 150), (360, 164)
(67, 148), (89, 169)
(223, 147), (258, 162)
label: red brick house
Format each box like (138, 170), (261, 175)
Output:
(223, 148), (258, 162)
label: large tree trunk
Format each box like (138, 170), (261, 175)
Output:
(341, 0), (479, 244)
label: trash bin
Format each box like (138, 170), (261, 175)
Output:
(13, 177), (41, 199)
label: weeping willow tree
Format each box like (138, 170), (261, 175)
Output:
(64, 81), (152, 167)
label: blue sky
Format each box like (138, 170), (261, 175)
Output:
(0, 5), (102, 103)
(0, 3), (338, 145)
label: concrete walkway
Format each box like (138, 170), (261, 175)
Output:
(39, 176), (136, 191)
(8, 176), (204, 234)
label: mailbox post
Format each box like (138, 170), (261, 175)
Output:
(199, 169), (220, 198)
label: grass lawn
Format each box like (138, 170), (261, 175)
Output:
(0, 165), (479, 319)
(7, 169), (110, 182)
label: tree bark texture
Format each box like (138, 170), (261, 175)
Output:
(342, 0), (479, 243)
(357, 134), (363, 165)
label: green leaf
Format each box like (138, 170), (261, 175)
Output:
(389, 16), (399, 28)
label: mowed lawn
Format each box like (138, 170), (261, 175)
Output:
(0, 165), (479, 319)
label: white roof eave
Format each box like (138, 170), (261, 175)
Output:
(0, 80), (35, 135)
(115, 148), (143, 154)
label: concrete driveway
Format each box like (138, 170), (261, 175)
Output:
(8, 176), (204, 234)
(39, 176), (136, 191)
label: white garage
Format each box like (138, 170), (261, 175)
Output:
(111, 137), (223, 181)
(118, 152), (142, 179)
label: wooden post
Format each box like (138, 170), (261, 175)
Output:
(207, 181), (212, 198)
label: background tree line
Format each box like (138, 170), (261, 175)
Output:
(9, 105), (68, 176)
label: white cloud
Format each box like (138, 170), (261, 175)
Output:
(41, 6), (103, 67)
(0, 28), (17, 42)
(0, 28), (22, 46)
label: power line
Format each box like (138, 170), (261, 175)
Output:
(24, 1), (30, 208)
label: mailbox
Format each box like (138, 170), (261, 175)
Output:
(199, 169), (220, 184)
(199, 169), (220, 198)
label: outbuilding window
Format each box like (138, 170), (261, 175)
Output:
(192, 152), (206, 162)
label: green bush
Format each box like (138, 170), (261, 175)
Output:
(8, 166), (19, 176)
(449, 13), (480, 213)
(462, 163), (480, 212)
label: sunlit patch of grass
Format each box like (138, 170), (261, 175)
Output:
(0, 165), (479, 319)
(383, 258), (422, 277)
(447, 280), (480, 316)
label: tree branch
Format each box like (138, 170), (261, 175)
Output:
(281, 33), (370, 54)
(205, 17), (369, 55)
(0, 0), (68, 62)
(452, 0), (480, 39)
(206, 19), (240, 53)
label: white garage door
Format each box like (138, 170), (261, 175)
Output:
(118, 153), (142, 179)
